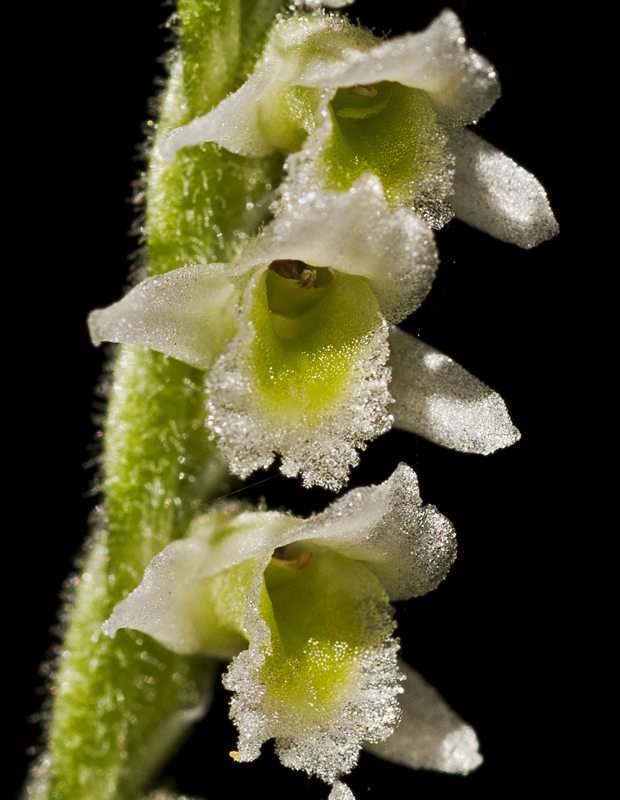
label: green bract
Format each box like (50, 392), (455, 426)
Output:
(104, 464), (482, 798)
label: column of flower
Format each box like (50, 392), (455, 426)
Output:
(24, 3), (557, 800)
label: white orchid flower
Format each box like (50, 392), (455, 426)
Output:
(89, 177), (519, 491)
(159, 9), (558, 247)
(103, 464), (481, 799)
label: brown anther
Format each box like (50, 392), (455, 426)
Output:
(273, 545), (313, 570)
(268, 259), (317, 289)
(351, 84), (377, 97)
(296, 268), (317, 289)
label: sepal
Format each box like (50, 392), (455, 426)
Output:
(389, 327), (521, 455)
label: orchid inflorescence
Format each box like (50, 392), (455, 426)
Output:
(25, 3), (557, 800)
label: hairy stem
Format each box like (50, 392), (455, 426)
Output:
(30, 3), (285, 798)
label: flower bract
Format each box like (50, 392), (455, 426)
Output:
(103, 464), (481, 797)
(159, 9), (558, 247)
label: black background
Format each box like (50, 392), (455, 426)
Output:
(13, 2), (573, 798)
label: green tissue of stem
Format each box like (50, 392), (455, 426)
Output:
(248, 268), (383, 422)
(42, 533), (217, 800)
(38, 2), (286, 799)
(43, 351), (225, 800)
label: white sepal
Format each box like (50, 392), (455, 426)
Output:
(87, 264), (237, 371)
(449, 128), (559, 248)
(366, 661), (483, 774)
(389, 327), (521, 455)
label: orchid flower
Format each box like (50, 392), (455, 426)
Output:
(89, 176), (519, 491)
(103, 464), (481, 799)
(159, 9), (558, 247)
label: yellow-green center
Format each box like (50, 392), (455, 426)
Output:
(324, 81), (442, 206)
(260, 547), (390, 721)
(247, 265), (383, 422)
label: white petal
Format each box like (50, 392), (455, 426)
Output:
(237, 175), (438, 323)
(145, 792), (207, 800)
(300, 463), (456, 601)
(103, 509), (303, 656)
(300, 10), (500, 126)
(449, 128), (559, 248)
(294, 0), (352, 8)
(87, 264), (237, 370)
(389, 327), (521, 454)
(158, 60), (282, 160)
(102, 538), (225, 655)
(366, 661), (483, 774)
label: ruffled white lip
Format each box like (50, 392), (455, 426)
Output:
(205, 293), (393, 491)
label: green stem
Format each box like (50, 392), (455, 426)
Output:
(30, 3), (285, 798)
